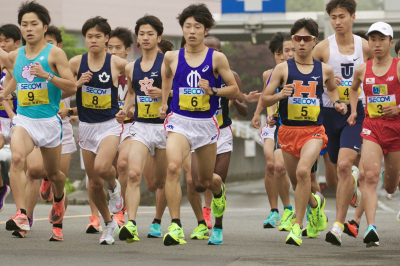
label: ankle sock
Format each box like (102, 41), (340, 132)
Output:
(214, 224), (223, 229)
(198, 220), (207, 227)
(53, 223), (62, 229)
(171, 219), (182, 228)
(152, 219), (161, 225)
(349, 220), (359, 228)
(54, 194), (64, 203)
(284, 205), (293, 211)
(271, 208), (279, 214)
(129, 220), (136, 226)
(20, 209), (27, 215)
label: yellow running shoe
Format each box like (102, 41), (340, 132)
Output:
(190, 224), (209, 240)
(163, 223), (187, 246)
(211, 184), (227, 218)
(118, 221), (140, 243)
(286, 223), (302, 246)
(279, 209), (294, 231)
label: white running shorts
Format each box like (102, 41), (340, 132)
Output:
(0, 117), (12, 145)
(260, 125), (276, 145)
(61, 121), (77, 154)
(217, 126), (233, 155)
(130, 122), (166, 156)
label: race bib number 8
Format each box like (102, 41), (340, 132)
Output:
(179, 87), (210, 111)
(82, 85), (111, 109)
(338, 86), (361, 102)
(367, 94), (396, 118)
(18, 82), (49, 107)
(288, 97), (320, 122)
(137, 96), (161, 118)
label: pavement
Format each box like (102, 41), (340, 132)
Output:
(1, 179), (400, 265)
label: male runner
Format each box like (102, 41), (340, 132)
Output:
(0, 1), (76, 241)
(348, 22), (400, 247)
(69, 16), (126, 245)
(262, 18), (347, 246)
(312, 0), (373, 246)
(0, 24), (21, 211)
(159, 3), (239, 246)
(115, 15), (168, 244)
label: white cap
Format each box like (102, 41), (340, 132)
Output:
(366, 22), (393, 38)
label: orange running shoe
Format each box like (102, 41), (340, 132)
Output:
(6, 210), (30, 231)
(203, 207), (212, 229)
(115, 207), (125, 227)
(49, 227), (63, 241)
(40, 179), (53, 202)
(343, 220), (359, 238)
(86, 215), (103, 234)
(12, 230), (27, 238)
(48, 191), (66, 224)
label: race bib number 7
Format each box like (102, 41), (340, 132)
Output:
(137, 96), (161, 118)
(18, 82), (49, 107)
(288, 97), (320, 122)
(82, 85), (111, 109)
(179, 87), (210, 111)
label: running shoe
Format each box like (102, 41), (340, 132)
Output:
(49, 227), (63, 241)
(211, 184), (226, 218)
(12, 230), (27, 238)
(29, 213), (35, 228)
(0, 184), (10, 212)
(99, 218), (119, 245)
(285, 223), (302, 246)
(114, 207), (125, 227)
(40, 179), (53, 202)
(6, 210), (30, 231)
(363, 225), (379, 247)
(397, 211), (400, 224)
(147, 223), (162, 238)
(48, 190), (66, 224)
(119, 221), (140, 243)
(263, 211), (281, 229)
(343, 220), (359, 238)
(325, 223), (343, 246)
(163, 222), (186, 246)
(108, 180), (124, 214)
(310, 192), (327, 232)
(203, 207), (212, 229)
(305, 222), (319, 238)
(208, 228), (223, 245)
(86, 215), (103, 234)
(350, 166), (360, 208)
(279, 209), (294, 231)
(190, 224), (209, 240)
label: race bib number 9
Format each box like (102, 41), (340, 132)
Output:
(18, 82), (49, 107)
(367, 94), (396, 118)
(214, 108), (223, 127)
(179, 87), (210, 111)
(288, 97), (320, 122)
(137, 96), (161, 118)
(82, 85), (111, 109)
(338, 86), (361, 102)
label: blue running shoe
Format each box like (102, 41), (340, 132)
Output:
(263, 211), (281, 228)
(147, 223), (162, 238)
(208, 228), (223, 245)
(363, 225), (379, 247)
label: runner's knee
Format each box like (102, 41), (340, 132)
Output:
(128, 168), (142, 184)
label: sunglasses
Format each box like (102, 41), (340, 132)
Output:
(291, 35), (316, 42)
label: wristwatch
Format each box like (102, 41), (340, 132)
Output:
(68, 108), (73, 117)
(211, 87), (218, 96)
(333, 100), (341, 106)
(47, 72), (54, 82)
(11, 92), (17, 100)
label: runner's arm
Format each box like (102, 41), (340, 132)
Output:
(231, 71), (248, 117)
(348, 64), (365, 125)
(0, 76), (17, 99)
(213, 52), (239, 98)
(121, 62), (136, 115)
(325, 64), (347, 114)
(161, 52), (173, 106)
(261, 64), (286, 108)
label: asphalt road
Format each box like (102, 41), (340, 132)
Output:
(1, 179), (400, 265)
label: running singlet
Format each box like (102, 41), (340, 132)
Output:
(118, 74), (134, 123)
(170, 48), (219, 118)
(214, 77), (232, 129)
(0, 71), (17, 118)
(363, 58), (400, 120)
(76, 53), (119, 123)
(59, 97), (71, 122)
(323, 34), (364, 107)
(279, 58), (324, 126)
(13, 44), (61, 119)
(132, 52), (164, 124)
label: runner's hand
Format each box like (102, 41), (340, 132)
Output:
(334, 75), (342, 86)
(382, 105), (400, 116)
(251, 114), (261, 129)
(30, 62), (48, 79)
(266, 113), (276, 127)
(245, 90), (262, 103)
(280, 84), (294, 99)
(335, 102), (347, 115)
(347, 113), (357, 126)
(58, 108), (69, 119)
(199, 78), (212, 95)
(76, 71), (92, 87)
(126, 106), (135, 119)
(147, 86), (162, 99)
(115, 110), (127, 123)
(158, 104), (168, 119)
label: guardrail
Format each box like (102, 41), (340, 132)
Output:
(230, 116), (266, 146)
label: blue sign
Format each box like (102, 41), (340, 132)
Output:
(222, 0), (286, 14)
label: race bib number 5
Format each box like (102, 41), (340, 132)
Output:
(288, 97), (320, 122)
(179, 87), (210, 111)
(82, 85), (111, 109)
(137, 96), (161, 118)
(18, 82), (49, 107)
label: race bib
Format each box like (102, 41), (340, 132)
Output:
(137, 96), (161, 118)
(288, 97), (320, 122)
(338, 86), (361, 102)
(214, 108), (223, 127)
(59, 102), (66, 109)
(18, 82), (49, 107)
(82, 85), (111, 109)
(179, 87), (210, 111)
(367, 93), (396, 118)
(0, 101), (13, 111)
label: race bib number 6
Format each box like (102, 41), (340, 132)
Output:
(288, 97), (320, 122)
(82, 85), (111, 109)
(179, 87), (210, 111)
(18, 82), (49, 107)
(137, 96), (161, 118)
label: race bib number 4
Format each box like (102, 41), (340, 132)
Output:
(18, 82), (49, 107)
(338, 86), (361, 102)
(82, 85), (111, 109)
(288, 97), (320, 122)
(137, 96), (161, 118)
(179, 87), (210, 111)
(367, 94), (396, 118)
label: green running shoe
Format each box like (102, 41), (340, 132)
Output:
(286, 223), (302, 246)
(118, 221), (140, 243)
(163, 223), (187, 246)
(310, 192), (327, 232)
(190, 224), (209, 240)
(211, 184), (226, 218)
(278, 209), (294, 231)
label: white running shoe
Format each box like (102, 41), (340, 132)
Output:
(108, 180), (124, 214)
(350, 166), (361, 208)
(99, 218), (119, 245)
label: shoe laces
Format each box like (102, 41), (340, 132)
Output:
(281, 210), (292, 222)
(101, 226), (112, 239)
(110, 190), (121, 202)
(168, 224), (180, 233)
(90, 215), (99, 224)
(151, 223), (161, 230)
(52, 227), (62, 236)
(41, 180), (51, 192)
(53, 199), (64, 216)
(211, 228), (222, 239)
(194, 224), (206, 232)
(266, 211), (277, 220)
